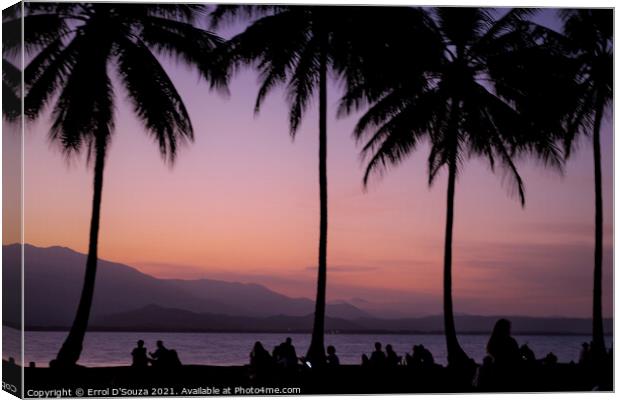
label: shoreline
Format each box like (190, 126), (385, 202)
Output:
(9, 327), (614, 336)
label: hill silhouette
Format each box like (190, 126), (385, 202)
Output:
(3, 244), (369, 327)
(3, 244), (612, 334)
(83, 305), (611, 334)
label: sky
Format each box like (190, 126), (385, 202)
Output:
(6, 7), (614, 318)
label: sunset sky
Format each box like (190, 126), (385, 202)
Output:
(8, 8), (614, 318)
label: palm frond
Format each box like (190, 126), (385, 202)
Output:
(4, 12), (71, 58)
(286, 36), (319, 136)
(49, 39), (114, 159)
(225, 10), (309, 115)
(116, 37), (194, 164)
(140, 16), (228, 91)
(25, 35), (78, 119)
(210, 5), (283, 29)
(2, 58), (21, 120)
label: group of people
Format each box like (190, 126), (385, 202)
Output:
(250, 337), (300, 370)
(484, 319), (561, 368)
(250, 338), (343, 372)
(473, 318), (568, 389)
(131, 340), (181, 368)
(361, 342), (435, 368)
(130, 318), (609, 378)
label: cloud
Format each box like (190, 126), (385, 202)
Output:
(303, 265), (380, 273)
(451, 240), (613, 317)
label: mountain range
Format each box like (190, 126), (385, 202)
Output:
(2, 244), (612, 334)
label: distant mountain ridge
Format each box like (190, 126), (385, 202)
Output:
(40, 305), (614, 335)
(2, 244), (613, 335)
(2, 244), (369, 327)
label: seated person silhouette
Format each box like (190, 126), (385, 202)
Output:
(418, 344), (435, 367)
(369, 342), (386, 367)
(405, 345), (419, 367)
(150, 340), (168, 366)
(486, 319), (521, 367)
(272, 344), (284, 367)
(326, 345), (340, 366)
(250, 341), (273, 370)
(473, 355), (495, 389)
(578, 342), (591, 366)
(542, 352), (558, 366)
(406, 345), (434, 368)
(385, 344), (401, 366)
(150, 340), (181, 368)
(131, 340), (149, 368)
(280, 337), (298, 368)
(361, 354), (370, 367)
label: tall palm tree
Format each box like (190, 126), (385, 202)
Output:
(211, 5), (336, 365)
(558, 9), (613, 362)
(21, 3), (226, 367)
(211, 5), (421, 365)
(340, 8), (565, 367)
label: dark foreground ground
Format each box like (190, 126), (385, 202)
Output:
(3, 360), (613, 397)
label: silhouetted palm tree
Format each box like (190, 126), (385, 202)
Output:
(559, 9), (612, 362)
(340, 8), (565, 367)
(2, 6), (23, 121)
(22, 3), (226, 367)
(211, 5), (420, 365)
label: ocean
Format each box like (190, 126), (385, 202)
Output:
(3, 328), (612, 367)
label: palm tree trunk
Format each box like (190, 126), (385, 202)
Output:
(307, 31), (328, 366)
(443, 100), (469, 368)
(591, 96), (606, 363)
(53, 137), (106, 367)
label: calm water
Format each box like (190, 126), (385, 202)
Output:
(3, 328), (612, 367)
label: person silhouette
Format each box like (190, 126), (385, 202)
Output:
(417, 344), (434, 367)
(361, 354), (370, 367)
(473, 355), (496, 389)
(280, 337), (298, 368)
(272, 343), (284, 367)
(385, 344), (400, 366)
(542, 352), (558, 366)
(486, 319), (521, 367)
(578, 342), (591, 366)
(131, 340), (148, 368)
(405, 345), (419, 367)
(150, 340), (169, 367)
(370, 342), (386, 367)
(326, 345), (340, 366)
(250, 341), (273, 370)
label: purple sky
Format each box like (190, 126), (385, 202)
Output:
(9, 7), (614, 318)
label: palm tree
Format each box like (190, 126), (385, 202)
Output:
(558, 9), (613, 363)
(3, 5), (23, 122)
(340, 8), (565, 367)
(21, 3), (226, 367)
(211, 5), (420, 365)
(211, 5), (335, 365)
